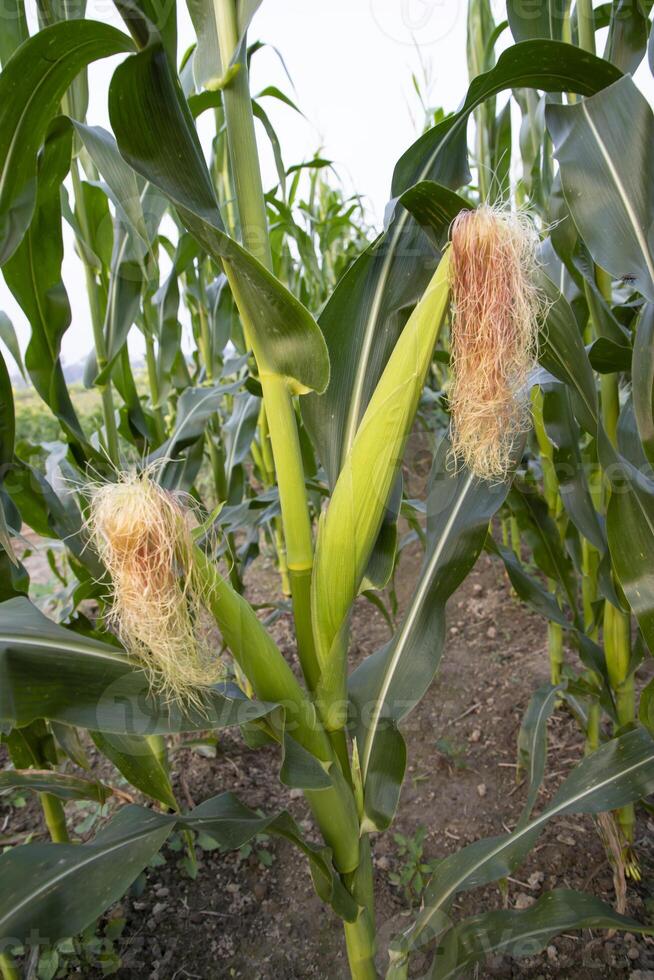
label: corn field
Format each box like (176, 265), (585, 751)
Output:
(2, 0), (654, 976)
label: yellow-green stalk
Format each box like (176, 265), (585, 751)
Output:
(532, 388), (565, 685)
(0, 953), (19, 980)
(257, 405), (291, 596)
(209, 10), (373, 970)
(39, 791), (70, 843)
(213, 0), (319, 690)
(589, 266), (636, 857)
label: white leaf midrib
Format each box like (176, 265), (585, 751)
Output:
(581, 100), (654, 289)
(361, 473), (475, 779)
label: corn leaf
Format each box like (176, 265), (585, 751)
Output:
(632, 303), (654, 467)
(0, 597), (275, 734)
(397, 726), (654, 959)
(507, 0), (570, 42)
(349, 438), (509, 830)
(89, 732), (177, 810)
(0, 792), (356, 946)
(0, 20), (134, 264)
(0, 311), (25, 380)
(546, 76), (654, 303)
(516, 682), (561, 825)
(393, 40), (620, 195)
(0, 0), (29, 68)
(2, 118), (89, 451)
(0, 769), (113, 804)
(108, 31), (328, 394)
(430, 889), (654, 979)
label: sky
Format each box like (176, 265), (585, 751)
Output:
(2, 0), (653, 368)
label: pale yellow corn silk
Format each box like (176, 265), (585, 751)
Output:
(86, 469), (222, 707)
(448, 204), (542, 481)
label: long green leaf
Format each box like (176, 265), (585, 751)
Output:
(431, 889), (654, 979)
(349, 438), (509, 830)
(108, 34), (328, 394)
(0, 596), (274, 735)
(0, 20), (133, 263)
(546, 75), (654, 303)
(0, 769), (112, 804)
(3, 118), (88, 448)
(397, 726), (654, 958)
(0, 791), (356, 945)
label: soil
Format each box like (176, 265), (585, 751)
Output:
(4, 506), (654, 978)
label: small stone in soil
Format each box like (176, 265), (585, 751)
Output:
(487, 626), (497, 639)
(514, 893), (535, 909)
(476, 783), (487, 798)
(469, 728), (481, 742)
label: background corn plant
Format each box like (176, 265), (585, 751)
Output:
(2, 0), (654, 978)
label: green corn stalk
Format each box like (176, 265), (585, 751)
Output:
(206, 7), (374, 967)
(191, 545), (361, 874)
(570, 11), (635, 849)
(213, 0), (319, 688)
(0, 954), (19, 980)
(531, 388), (565, 685)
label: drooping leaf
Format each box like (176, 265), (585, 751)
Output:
(90, 731), (177, 810)
(393, 40), (620, 195)
(0, 596), (274, 735)
(397, 726), (654, 960)
(0, 790), (356, 946)
(604, 0), (650, 74)
(0, 769), (112, 804)
(431, 889), (654, 979)
(108, 34), (328, 394)
(0, 311), (25, 380)
(349, 438), (509, 830)
(2, 118), (90, 451)
(0, 20), (133, 263)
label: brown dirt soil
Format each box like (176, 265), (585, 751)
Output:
(4, 523), (654, 978)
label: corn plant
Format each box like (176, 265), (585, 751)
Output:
(475, 0), (654, 882)
(3, 1), (654, 979)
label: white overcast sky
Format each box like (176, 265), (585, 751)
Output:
(1, 0), (652, 367)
